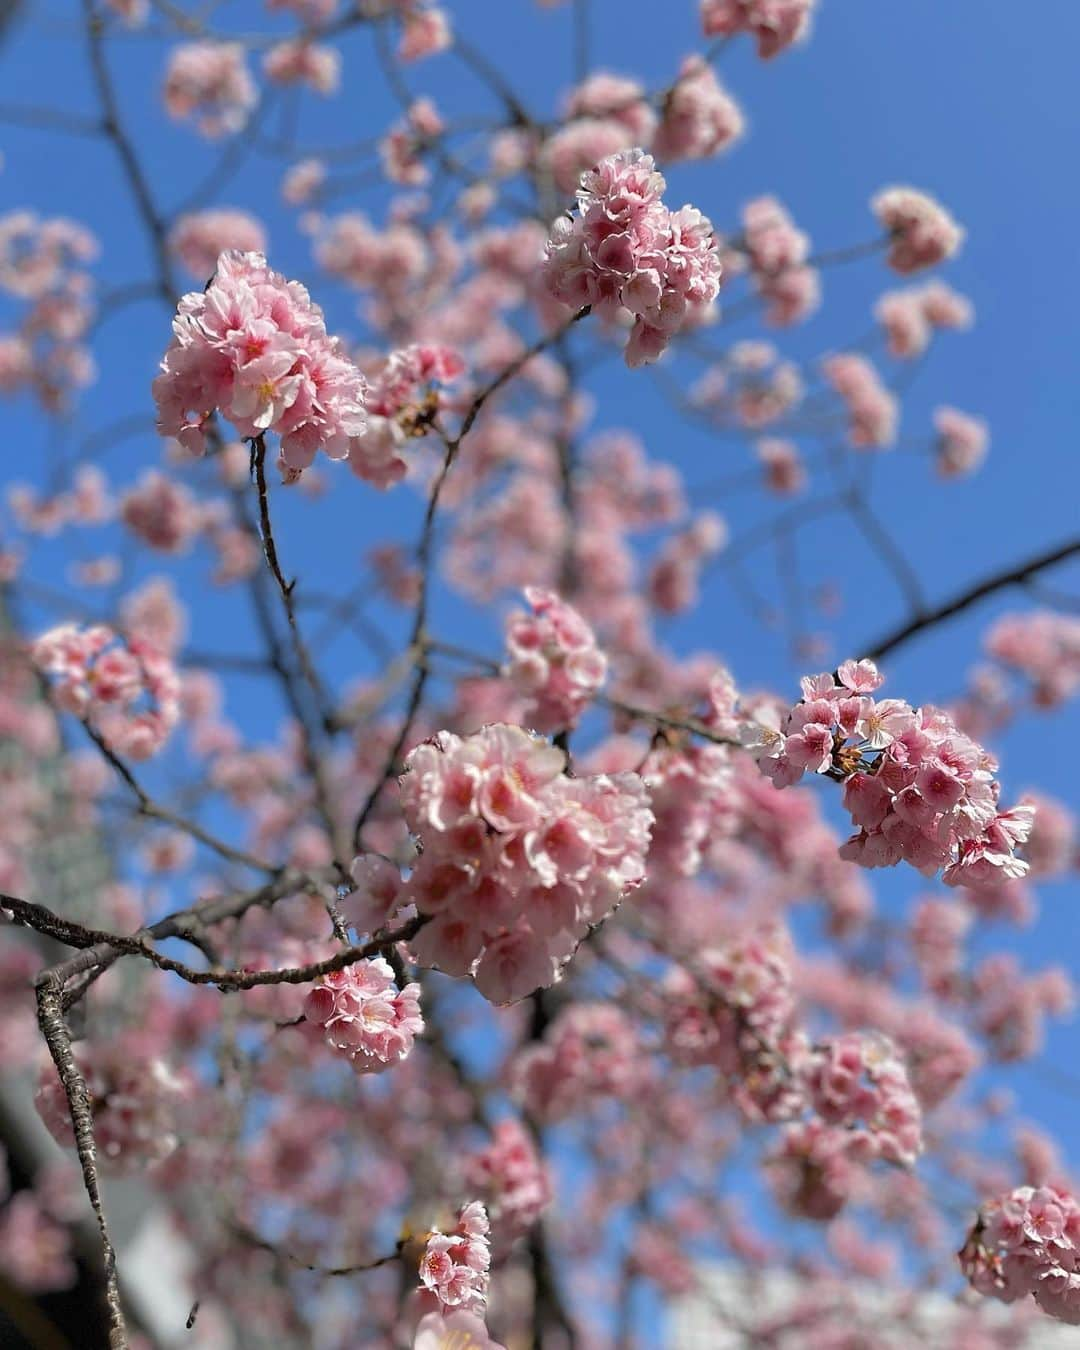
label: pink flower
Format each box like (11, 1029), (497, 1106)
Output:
(303, 958), (424, 1073)
(504, 587), (607, 731)
(153, 250), (370, 481)
(163, 42), (256, 138)
(413, 1311), (505, 1350)
(701, 0), (816, 59)
(168, 209), (267, 280)
(961, 1186), (1080, 1324)
(934, 405), (988, 478)
(263, 40), (341, 96)
(872, 186), (964, 274)
(542, 149), (722, 367)
(655, 57), (744, 162)
(398, 725), (651, 1002)
(418, 1203), (491, 1314)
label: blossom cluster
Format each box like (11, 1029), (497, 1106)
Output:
(653, 57), (745, 163)
(503, 587), (607, 732)
(543, 149), (722, 367)
(35, 1038), (190, 1171)
(31, 623), (180, 759)
(0, 211), (98, 410)
(985, 611), (1080, 708)
(163, 42), (256, 138)
(511, 1002), (645, 1121)
(960, 1186), (1080, 1325)
(934, 405), (988, 479)
(875, 280), (972, 359)
(740, 196), (820, 327)
(872, 186), (964, 274)
(700, 0), (816, 59)
(418, 1201), (491, 1315)
(663, 922), (804, 1121)
(744, 659), (1036, 887)
(168, 209), (267, 281)
(821, 353), (897, 449)
(302, 958), (424, 1074)
(465, 1119), (552, 1236)
(802, 1032), (923, 1168)
(395, 724), (652, 1002)
(153, 250), (375, 481)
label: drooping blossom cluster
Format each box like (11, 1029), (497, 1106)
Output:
(690, 340), (804, 428)
(119, 470), (203, 553)
(413, 1311), (505, 1350)
(503, 586), (607, 732)
(821, 353), (898, 448)
(263, 40), (341, 95)
(743, 658), (1037, 886)
(647, 511), (728, 613)
(875, 280), (972, 358)
(162, 42), (257, 137)
(168, 209), (267, 281)
(543, 149), (722, 367)
(417, 1201), (491, 1315)
(985, 611), (1080, 708)
(801, 1032), (923, 1168)
(872, 186), (964, 274)
(360, 0), (451, 63)
(396, 724), (653, 1003)
(740, 196), (820, 327)
(380, 98), (444, 185)
(153, 250), (374, 481)
(35, 1038), (190, 1171)
(31, 622), (180, 759)
(302, 958), (424, 1073)
(934, 405), (989, 478)
(511, 1002), (645, 1121)
(662, 922), (804, 1121)
(654, 57), (745, 163)
(0, 211), (98, 410)
(960, 1186), (1080, 1325)
(700, 0), (816, 59)
(465, 1118), (552, 1236)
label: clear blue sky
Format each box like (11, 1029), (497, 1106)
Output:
(2, 0), (1079, 1316)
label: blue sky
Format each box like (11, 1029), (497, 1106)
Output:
(2, 0), (1080, 1320)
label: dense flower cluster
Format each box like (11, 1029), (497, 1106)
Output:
(654, 57), (745, 163)
(743, 658), (1036, 886)
(802, 1032), (923, 1168)
(872, 186), (964, 274)
(163, 42), (256, 137)
(32, 622), (180, 758)
(960, 1186), (1080, 1324)
(511, 1002), (645, 1121)
(985, 611), (1080, 708)
(0, 211), (98, 410)
(168, 209), (267, 281)
(397, 724), (653, 1002)
(465, 1119), (552, 1235)
(119, 470), (203, 553)
(503, 586), (607, 732)
(934, 405), (988, 478)
(821, 353), (897, 448)
(302, 959), (424, 1073)
(543, 149), (722, 367)
(740, 196), (820, 327)
(263, 40), (341, 95)
(418, 1201), (491, 1314)
(700, 0), (816, 59)
(35, 1038), (190, 1171)
(875, 280), (972, 358)
(663, 923), (804, 1121)
(153, 250), (372, 480)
